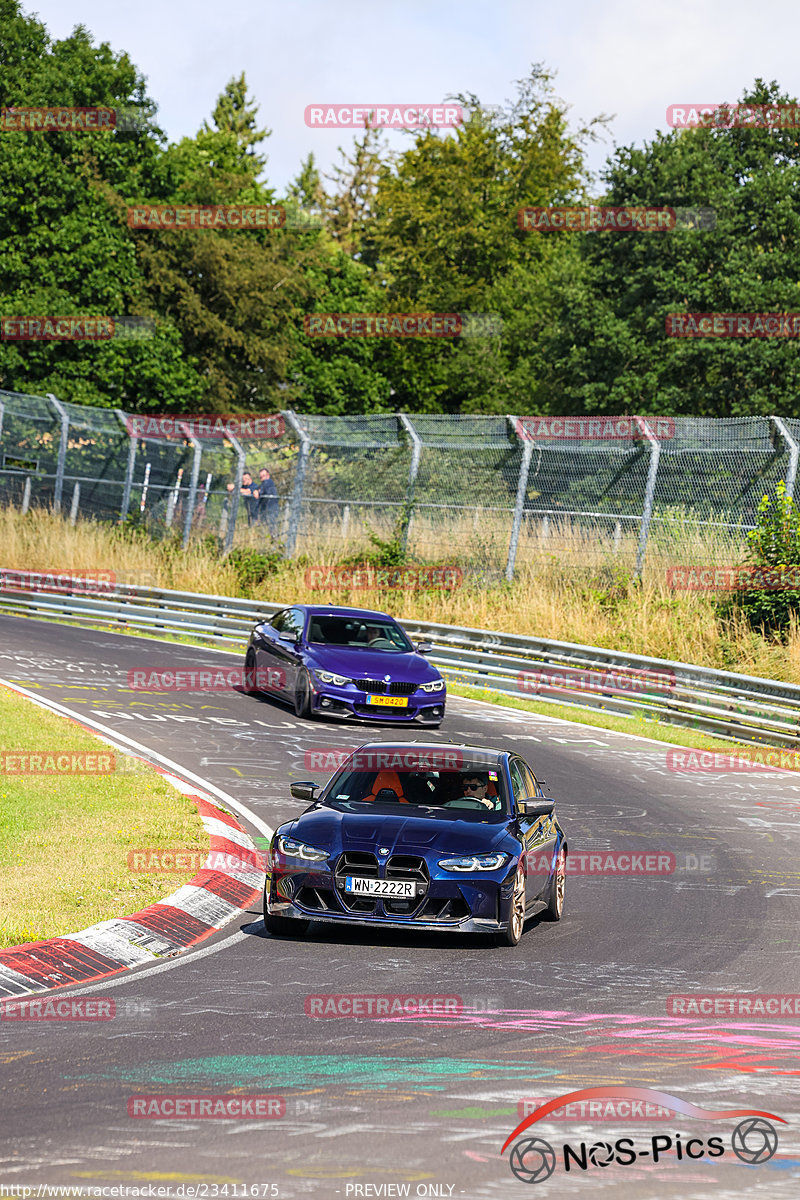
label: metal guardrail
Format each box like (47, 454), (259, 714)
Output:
(1, 573), (799, 749)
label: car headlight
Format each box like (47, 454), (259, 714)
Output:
(276, 836), (329, 862)
(315, 670), (350, 686)
(438, 853), (509, 872)
(420, 679), (445, 692)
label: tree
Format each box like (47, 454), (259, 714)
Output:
(539, 79), (800, 416)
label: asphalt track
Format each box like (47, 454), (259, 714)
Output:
(1, 612), (799, 1198)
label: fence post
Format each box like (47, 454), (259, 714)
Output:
(398, 413), (422, 552)
(69, 482), (80, 525)
(21, 476), (31, 514)
(116, 410), (137, 523)
(282, 410), (311, 557)
(0, 396), (5, 451)
(180, 423), (203, 548)
(46, 393), (69, 513)
(633, 418), (662, 580)
(223, 434), (246, 555)
(505, 415), (533, 582)
(770, 416), (799, 500)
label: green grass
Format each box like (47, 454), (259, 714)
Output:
(0, 685), (210, 947)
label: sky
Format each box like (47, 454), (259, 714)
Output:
(24, 0), (798, 192)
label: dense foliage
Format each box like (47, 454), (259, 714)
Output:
(2, 0), (799, 418)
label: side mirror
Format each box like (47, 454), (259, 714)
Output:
(290, 781), (320, 801)
(416, 641), (434, 654)
(519, 798), (554, 818)
(279, 630), (299, 644)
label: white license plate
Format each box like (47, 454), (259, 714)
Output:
(345, 877), (415, 897)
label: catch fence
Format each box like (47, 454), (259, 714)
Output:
(1, 389), (796, 579)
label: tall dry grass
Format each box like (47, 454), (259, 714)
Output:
(2, 505), (797, 683)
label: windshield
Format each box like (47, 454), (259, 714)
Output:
(323, 764), (510, 817)
(307, 615), (412, 653)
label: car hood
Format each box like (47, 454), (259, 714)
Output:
(303, 646), (440, 681)
(284, 806), (513, 857)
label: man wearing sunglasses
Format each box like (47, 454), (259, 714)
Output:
(458, 771), (496, 809)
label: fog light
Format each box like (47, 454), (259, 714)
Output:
(321, 697), (332, 707)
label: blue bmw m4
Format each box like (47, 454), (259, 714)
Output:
(244, 605), (446, 726)
(263, 742), (567, 947)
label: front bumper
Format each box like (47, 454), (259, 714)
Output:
(309, 679), (445, 724)
(266, 860), (517, 931)
(268, 899), (503, 933)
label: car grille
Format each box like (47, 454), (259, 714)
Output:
(334, 851), (379, 912)
(384, 854), (429, 915)
(353, 679), (417, 695)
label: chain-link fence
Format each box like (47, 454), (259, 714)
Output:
(1, 389), (796, 578)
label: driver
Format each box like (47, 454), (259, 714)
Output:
(459, 771), (496, 809)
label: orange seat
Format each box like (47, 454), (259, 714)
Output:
(363, 770), (408, 804)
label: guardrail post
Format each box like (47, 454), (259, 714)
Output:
(46, 393), (69, 513)
(180, 423), (203, 548)
(398, 413), (422, 552)
(771, 416), (799, 500)
(505, 415), (534, 581)
(224, 434), (246, 554)
(282, 410), (311, 557)
(634, 418), (662, 580)
(116, 410), (137, 523)
(69, 482), (80, 525)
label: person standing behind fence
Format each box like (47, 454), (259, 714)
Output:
(256, 467), (279, 534)
(240, 471), (258, 524)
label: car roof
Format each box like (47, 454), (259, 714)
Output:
(295, 604), (395, 620)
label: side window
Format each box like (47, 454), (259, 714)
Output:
(285, 608), (305, 637)
(270, 609), (288, 633)
(520, 763), (540, 797)
(508, 759), (528, 806)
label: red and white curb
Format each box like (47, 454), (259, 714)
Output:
(0, 688), (265, 998)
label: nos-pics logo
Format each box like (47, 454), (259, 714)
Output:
(502, 1087), (784, 1183)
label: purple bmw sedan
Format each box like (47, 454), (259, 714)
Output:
(244, 605), (446, 725)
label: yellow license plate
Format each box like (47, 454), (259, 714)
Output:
(367, 695), (408, 708)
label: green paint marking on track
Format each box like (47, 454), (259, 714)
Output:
(77, 1055), (561, 1090)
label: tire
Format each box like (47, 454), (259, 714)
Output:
(294, 667), (313, 718)
(542, 845), (566, 922)
(264, 913), (308, 937)
(495, 863), (526, 947)
(244, 648), (260, 694)
(263, 889), (308, 937)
